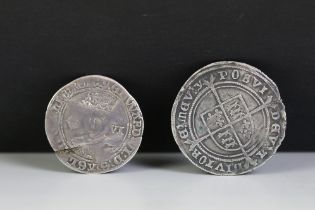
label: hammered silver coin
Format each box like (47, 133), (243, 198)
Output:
(171, 61), (286, 175)
(45, 75), (144, 173)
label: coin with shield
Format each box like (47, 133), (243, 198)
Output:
(171, 61), (286, 175)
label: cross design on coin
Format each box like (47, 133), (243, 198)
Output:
(184, 75), (274, 168)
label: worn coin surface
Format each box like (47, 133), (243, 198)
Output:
(45, 75), (144, 173)
(171, 61), (286, 175)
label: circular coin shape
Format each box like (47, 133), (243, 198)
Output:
(171, 61), (286, 175)
(45, 75), (144, 173)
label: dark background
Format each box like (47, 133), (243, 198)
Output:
(0, 0), (314, 152)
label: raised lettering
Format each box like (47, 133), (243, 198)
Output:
(218, 71), (228, 80)
(231, 70), (240, 80)
(192, 148), (202, 159)
(242, 74), (251, 84)
(215, 163), (225, 172)
(199, 156), (207, 164)
(256, 149), (267, 159)
(271, 123), (280, 133)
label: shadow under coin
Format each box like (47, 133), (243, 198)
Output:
(2, 153), (71, 173)
(131, 153), (206, 175)
(253, 152), (315, 175)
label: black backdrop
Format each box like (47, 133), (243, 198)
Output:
(1, 0), (314, 152)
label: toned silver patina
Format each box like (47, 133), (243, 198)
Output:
(45, 75), (144, 173)
(171, 61), (286, 175)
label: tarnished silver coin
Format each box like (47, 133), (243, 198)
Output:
(45, 75), (144, 173)
(171, 61), (286, 175)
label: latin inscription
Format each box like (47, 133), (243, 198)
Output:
(66, 143), (135, 173)
(174, 65), (285, 174)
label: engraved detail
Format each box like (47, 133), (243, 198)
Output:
(65, 116), (80, 130)
(112, 124), (125, 135)
(239, 119), (252, 139)
(45, 75), (143, 173)
(171, 61), (286, 175)
(81, 92), (118, 112)
(217, 129), (237, 149)
(204, 108), (227, 131)
(225, 98), (246, 121)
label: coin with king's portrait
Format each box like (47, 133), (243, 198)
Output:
(45, 75), (144, 173)
(171, 61), (286, 175)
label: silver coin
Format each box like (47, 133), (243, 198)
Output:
(171, 61), (286, 175)
(45, 75), (144, 173)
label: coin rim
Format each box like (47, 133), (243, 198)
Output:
(45, 75), (144, 174)
(171, 61), (286, 175)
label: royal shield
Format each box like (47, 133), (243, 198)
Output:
(200, 94), (254, 152)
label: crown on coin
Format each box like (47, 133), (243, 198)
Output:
(81, 92), (117, 112)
